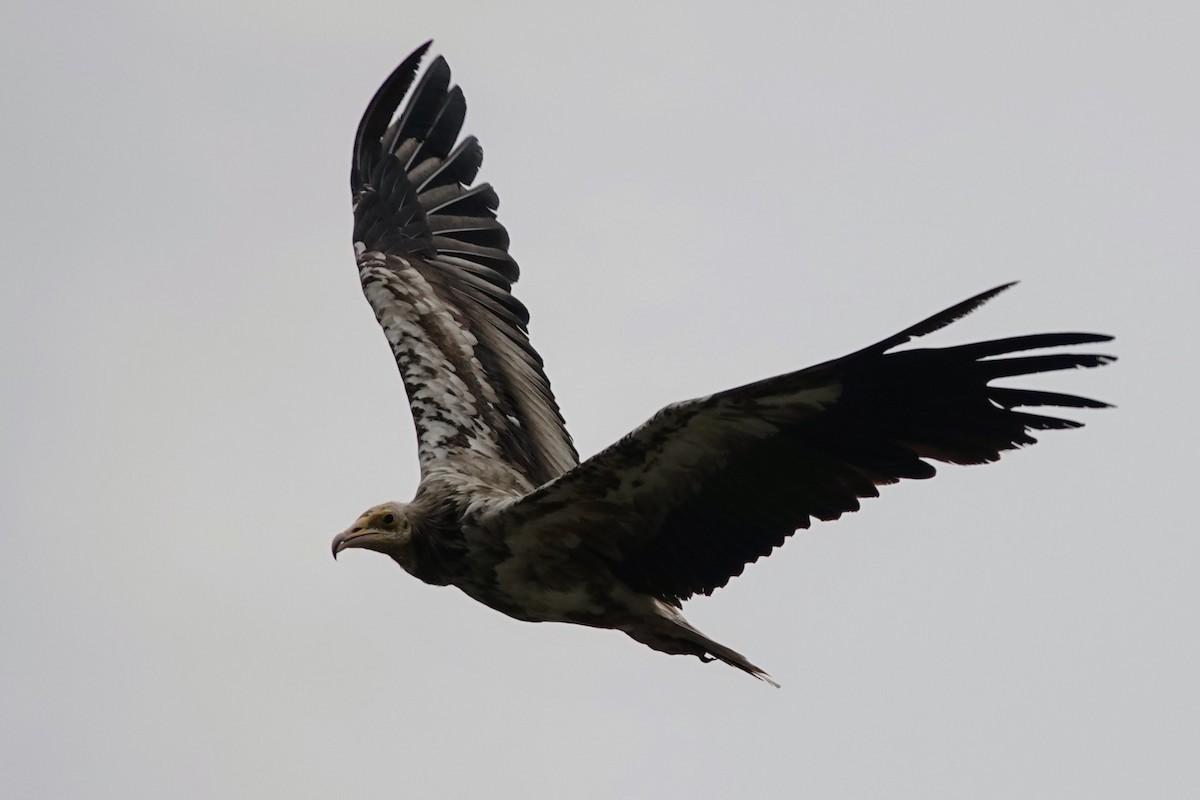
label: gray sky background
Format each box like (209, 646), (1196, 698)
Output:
(3, 1), (1196, 797)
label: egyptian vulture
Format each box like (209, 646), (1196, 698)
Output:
(332, 42), (1113, 686)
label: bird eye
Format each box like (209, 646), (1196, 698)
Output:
(382, 513), (395, 525)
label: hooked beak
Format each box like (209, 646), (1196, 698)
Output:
(331, 528), (369, 559)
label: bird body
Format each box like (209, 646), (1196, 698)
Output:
(332, 42), (1113, 686)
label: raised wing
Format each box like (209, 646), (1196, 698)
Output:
(502, 285), (1114, 605)
(352, 43), (577, 492)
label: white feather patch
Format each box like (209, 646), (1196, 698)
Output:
(358, 252), (504, 468)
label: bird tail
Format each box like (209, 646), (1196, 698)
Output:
(627, 604), (780, 687)
(691, 628), (781, 688)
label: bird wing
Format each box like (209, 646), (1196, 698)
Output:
(352, 43), (577, 493)
(500, 285), (1114, 605)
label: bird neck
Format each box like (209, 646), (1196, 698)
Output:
(393, 506), (467, 587)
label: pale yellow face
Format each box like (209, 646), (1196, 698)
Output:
(331, 502), (411, 558)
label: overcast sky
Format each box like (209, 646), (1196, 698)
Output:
(2, 1), (1197, 797)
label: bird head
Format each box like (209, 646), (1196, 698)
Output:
(331, 502), (412, 560)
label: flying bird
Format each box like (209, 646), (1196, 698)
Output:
(332, 42), (1113, 686)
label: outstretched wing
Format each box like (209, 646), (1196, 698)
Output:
(352, 43), (577, 493)
(502, 285), (1114, 605)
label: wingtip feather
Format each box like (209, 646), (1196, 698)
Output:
(352, 41), (434, 190)
(873, 281), (1019, 353)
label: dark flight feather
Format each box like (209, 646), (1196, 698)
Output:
(507, 288), (1113, 605)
